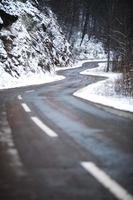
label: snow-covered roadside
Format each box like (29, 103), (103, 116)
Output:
(74, 63), (133, 113)
(56, 59), (107, 71)
(0, 59), (106, 90)
(0, 66), (65, 89)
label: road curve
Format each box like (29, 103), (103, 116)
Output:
(0, 61), (133, 200)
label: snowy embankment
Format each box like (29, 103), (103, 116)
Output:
(0, 0), (70, 90)
(0, 1), (107, 90)
(74, 63), (133, 113)
(0, 65), (65, 89)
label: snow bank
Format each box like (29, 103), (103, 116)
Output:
(0, 63), (65, 89)
(74, 63), (133, 113)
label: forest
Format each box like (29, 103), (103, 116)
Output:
(37, 0), (133, 96)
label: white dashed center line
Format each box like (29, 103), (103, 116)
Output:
(31, 116), (58, 137)
(19, 96), (132, 200)
(21, 103), (31, 113)
(18, 95), (23, 100)
(81, 162), (133, 200)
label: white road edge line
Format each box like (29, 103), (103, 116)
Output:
(18, 95), (23, 100)
(25, 90), (34, 93)
(31, 116), (58, 138)
(21, 103), (31, 113)
(81, 162), (133, 200)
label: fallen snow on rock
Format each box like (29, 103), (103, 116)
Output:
(0, 0), (71, 89)
(74, 63), (133, 112)
(0, 64), (65, 89)
(73, 33), (107, 60)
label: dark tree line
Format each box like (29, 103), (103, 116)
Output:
(37, 0), (133, 95)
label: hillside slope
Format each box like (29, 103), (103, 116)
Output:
(0, 0), (71, 88)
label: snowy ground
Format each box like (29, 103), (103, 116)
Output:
(1, 59), (133, 114)
(0, 66), (65, 89)
(0, 59), (106, 90)
(56, 59), (107, 71)
(74, 63), (133, 113)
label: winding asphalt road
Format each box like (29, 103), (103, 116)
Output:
(0, 61), (133, 200)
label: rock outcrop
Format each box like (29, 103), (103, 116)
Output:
(0, 0), (71, 79)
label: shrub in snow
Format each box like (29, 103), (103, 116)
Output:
(72, 32), (107, 60)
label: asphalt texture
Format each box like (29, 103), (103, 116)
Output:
(0, 61), (133, 200)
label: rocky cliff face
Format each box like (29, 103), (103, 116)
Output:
(0, 0), (71, 79)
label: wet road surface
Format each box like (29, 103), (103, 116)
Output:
(0, 61), (133, 200)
